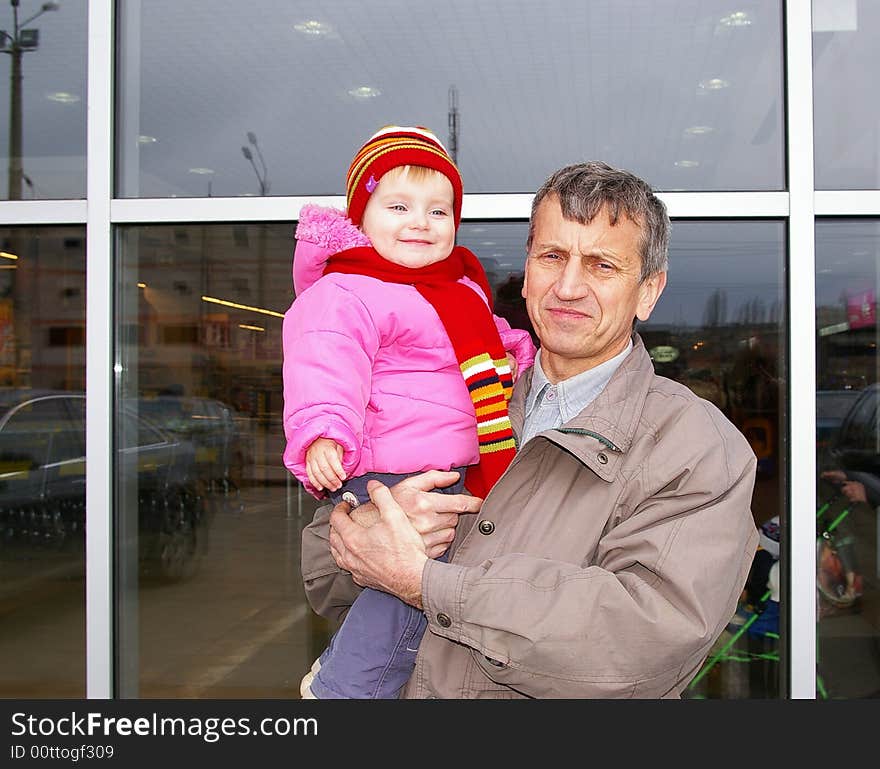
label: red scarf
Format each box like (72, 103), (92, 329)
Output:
(324, 245), (515, 498)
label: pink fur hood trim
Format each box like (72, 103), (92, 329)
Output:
(292, 204), (371, 295)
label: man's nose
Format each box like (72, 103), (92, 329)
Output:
(554, 260), (589, 300)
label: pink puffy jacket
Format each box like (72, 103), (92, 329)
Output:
(282, 205), (536, 498)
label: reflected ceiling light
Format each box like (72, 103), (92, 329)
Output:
(0, 251), (19, 260)
(188, 167), (214, 175)
(46, 91), (80, 104)
(685, 125), (714, 135)
(674, 160), (700, 168)
(348, 86), (381, 100)
(698, 78), (730, 92)
(138, 135), (157, 144)
(137, 282), (147, 288)
(294, 20), (333, 36)
(239, 323), (265, 332)
(481, 241), (496, 246)
(201, 295), (284, 318)
(720, 11), (752, 26)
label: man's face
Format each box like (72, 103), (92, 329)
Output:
(522, 195), (666, 382)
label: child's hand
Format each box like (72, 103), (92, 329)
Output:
(306, 438), (346, 492)
(506, 352), (518, 382)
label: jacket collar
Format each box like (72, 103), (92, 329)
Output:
(510, 333), (655, 480)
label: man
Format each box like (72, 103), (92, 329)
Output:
(301, 161), (759, 698)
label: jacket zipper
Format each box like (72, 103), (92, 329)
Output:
(555, 427), (621, 452)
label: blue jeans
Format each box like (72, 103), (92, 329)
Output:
(309, 467), (466, 699)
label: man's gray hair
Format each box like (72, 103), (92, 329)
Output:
(527, 161), (670, 281)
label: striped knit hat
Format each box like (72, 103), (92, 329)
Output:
(346, 125), (463, 227)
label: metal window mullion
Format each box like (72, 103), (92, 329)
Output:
(85, 0), (114, 699)
(815, 190), (880, 215)
(0, 200), (86, 224)
(108, 191), (790, 225)
(785, 0), (817, 699)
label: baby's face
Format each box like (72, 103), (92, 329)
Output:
(361, 170), (455, 268)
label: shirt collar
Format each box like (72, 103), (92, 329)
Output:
(525, 339), (634, 423)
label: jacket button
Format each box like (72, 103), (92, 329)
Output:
(478, 520), (495, 535)
(597, 452), (608, 464)
(437, 613), (452, 628)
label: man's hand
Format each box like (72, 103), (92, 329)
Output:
(342, 470), (481, 558)
(330, 481), (429, 608)
(328, 472), (483, 608)
(840, 480), (868, 505)
(306, 437), (346, 492)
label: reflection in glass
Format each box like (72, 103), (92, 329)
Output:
(116, 222), (336, 697)
(0, 225), (86, 696)
(117, 0), (783, 198)
(815, 220), (880, 698)
(645, 221), (787, 699)
(0, 1), (87, 200)
(813, 0), (880, 189)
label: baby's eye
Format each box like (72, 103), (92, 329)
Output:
(389, 203), (407, 212)
(430, 208), (449, 216)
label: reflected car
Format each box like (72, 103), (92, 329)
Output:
(0, 390), (209, 581)
(817, 389), (862, 462)
(132, 395), (253, 491)
(828, 384), (880, 481)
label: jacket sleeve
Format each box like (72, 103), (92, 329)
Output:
(282, 277), (380, 497)
(493, 314), (536, 376)
(420, 417), (759, 698)
(301, 501), (362, 623)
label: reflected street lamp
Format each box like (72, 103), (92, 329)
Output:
(0, 1), (60, 200)
(241, 131), (269, 195)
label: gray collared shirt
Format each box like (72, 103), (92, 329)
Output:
(519, 339), (633, 446)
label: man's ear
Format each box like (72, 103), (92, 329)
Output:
(635, 271), (667, 322)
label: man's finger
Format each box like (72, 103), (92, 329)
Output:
(442, 493), (483, 514)
(399, 469), (462, 493)
(329, 502), (356, 539)
(367, 480), (406, 521)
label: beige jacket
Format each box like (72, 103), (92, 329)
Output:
(301, 334), (759, 698)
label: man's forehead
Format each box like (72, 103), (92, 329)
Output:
(531, 198), (642, 252)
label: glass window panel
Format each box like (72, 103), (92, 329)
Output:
(0, 1), (87, 200)
(116, 222), (330, 697)
(0, 225), (86, 697)
(116, 219), (784, 698)
(642, 220), (787, 699)
(816, 219), (880, 698)
(813, 0), (880, 189)
(117, 0), (784, 198)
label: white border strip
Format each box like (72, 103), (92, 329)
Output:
(786, 0), (817, 699)
(110, 191), (789, 223)
(85, 0), (114, 699)
(816, 190), (880, 215)
(0, 200), (86, 224)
